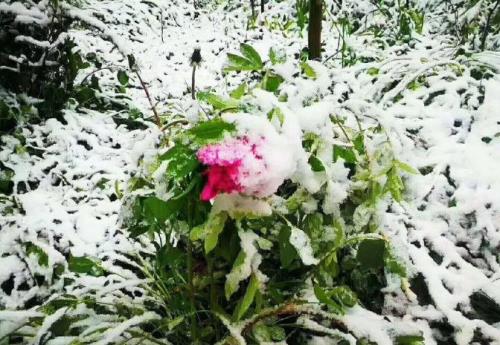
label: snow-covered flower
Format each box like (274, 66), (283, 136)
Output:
(197, 135), (290, 201)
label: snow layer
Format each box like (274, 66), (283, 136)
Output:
(1, 0), (500, 343)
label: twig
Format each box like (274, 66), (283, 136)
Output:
(240, 302), (348, 337)
(191, 64), (197, 100)
(135, 71), (162, 128)
(160, 11), (164, 43)
(80, 66), (117, 85)
(480, 0), (500, 51)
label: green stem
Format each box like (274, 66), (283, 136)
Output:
(207, 255), (219, 339)
(187, 199), (199, 344)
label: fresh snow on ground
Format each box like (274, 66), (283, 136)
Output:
(1, 0), (500, 343)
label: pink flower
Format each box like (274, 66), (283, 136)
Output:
(197, 137), (267, 201)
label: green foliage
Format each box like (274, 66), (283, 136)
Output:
(25, 243), (49, 267)
(396, 335), (425, 345)
(118, 53), (415, 344)
(314, 285), (358, 314)
(187, 119), (237, 144)
(0, 4), (80, 132)
(269, 47), (286, 65)
(68, 256), (104, 276)
(357, 239), (385, 270)
(224, 43), (264, 72)
(295, 0), (309, 33)
(160, 145), (200, 180)
(197, 91), (240, 111)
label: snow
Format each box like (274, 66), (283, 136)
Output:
(1, 0), (500, 343)
(289, 226), (320, 266)
(93, 312), (159, 345)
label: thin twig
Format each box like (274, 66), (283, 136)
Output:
(135, 71), (162, 128)
(191, 64), (196, 100)
(480, 0), (500, 51)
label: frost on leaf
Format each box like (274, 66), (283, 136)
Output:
(225, 230), (267, 300)
(212, 193), (272, 219)
(289, 226), (319, 266)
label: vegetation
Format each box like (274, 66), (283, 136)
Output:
(1, 0), (499, 344)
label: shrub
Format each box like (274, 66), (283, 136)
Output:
(120, 45), (419, 344)
(0, 0), (84, 132)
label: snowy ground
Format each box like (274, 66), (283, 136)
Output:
(1, 0), (500, 344)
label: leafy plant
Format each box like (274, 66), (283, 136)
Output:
(224, 43), (264, 72)
(296, 0), (309, 34)
(119, 52), (418, 344)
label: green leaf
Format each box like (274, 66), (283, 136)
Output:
(353, 202), (374, 230)
(230, 82), (247, 100)
(396, 335), (425, 345)
(41, 296), (79, 315)
(357, 239), (385, 270)
(167, 316), (185, 331)
(314, 285), (357, 314)
(253, 324), (286, 342)
(262, 72), (284, 93)
(268, 326), (286, 341)
(313, 285), (344, 314)
(289, 226), (319, 265)
(269, 47), (286, 65)
(240, 43), (263, 69)
(319, 251), (340, 282)
(353, 134), (365, 155)
(384, 246), (407, 277)
(188, 119), (236, 143)
(334, 145), (357, 164)
(68, 256), (103, 276)
(278, 226), (298, 268)
(225, 250), (247, 300)
(267, 107), (285, 125)
(395, 160), (418, 174)
(224, 53), (255, 72)
(233, 274), (259, 321)
(157, 244), (184, 269)
(117, 70), (129, 86)
(0, 167), (14, 195)
(197, 91), (239, 110)
(204, 214), (227, 253)
(330, 286), (358, 307)
(301, 62), (317, 79)
(159, 144), (199, 181)
(190, 212), (228, 254)
(308, 155), (325, 172)
(143, 196), (183, 226)
(367, 67), (379, 76)
(387, 168), (404, 202)
(25, 243), (49, 267)
(409, 10), (424, 34)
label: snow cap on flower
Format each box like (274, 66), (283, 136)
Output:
(197, 114), (296, 201)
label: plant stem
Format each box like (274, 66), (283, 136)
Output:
(481, 0), (500, 51)
(191, 64), (196, 100)
(240, 302), (347, 337)
(207, 255), (220, 339)
(160, 11), (164, 43)
(187, 199), (199, 344)
(135, 70), (162, 128)
(250, 0), (255, 17)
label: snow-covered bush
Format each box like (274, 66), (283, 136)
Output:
(119, 45), (419, 344)
(0, 0), (135, 133)
(0, 0), (81, 131)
